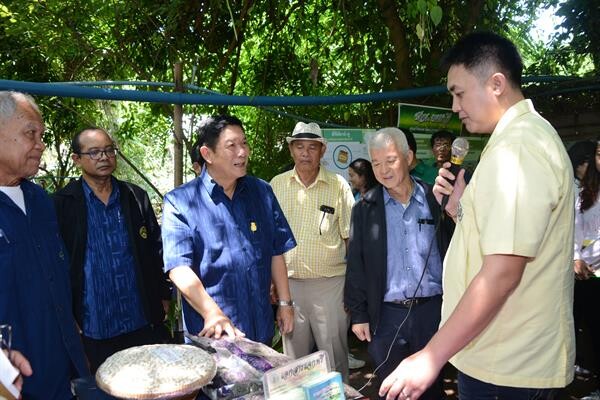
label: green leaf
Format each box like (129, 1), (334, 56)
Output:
(416, 23), (425, 41)
(417, 0), (427, 14)
(0, 4), (10, 17)
(430, 5), (443, 26)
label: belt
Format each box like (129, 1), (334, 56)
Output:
(387, 296), (436, 308)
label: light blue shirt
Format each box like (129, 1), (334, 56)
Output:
(383, 179), (443, 301)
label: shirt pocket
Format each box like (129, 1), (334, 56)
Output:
(416, 218), (437, 255)
(317, 211), (339, 244)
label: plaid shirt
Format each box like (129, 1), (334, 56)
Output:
(271, 167), (354, 278)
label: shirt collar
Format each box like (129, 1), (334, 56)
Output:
(382, 177), (424, 206)
(82, 177), (119, 204)
(481, 99), (534, 159)
(290, 165), (327, 188)
(200, 168), (247, 198)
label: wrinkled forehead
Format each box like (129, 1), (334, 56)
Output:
(290, 139), (323, 148)
(79, 129), (114, 149)
(0, 100), (44, 134)
(217, 124), (246, 142)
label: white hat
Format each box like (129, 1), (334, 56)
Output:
(286, 122), (326, 144)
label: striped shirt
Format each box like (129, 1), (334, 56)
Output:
(271, 167), (354, 278)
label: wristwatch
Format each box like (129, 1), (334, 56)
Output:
(277, 299), (295, 307)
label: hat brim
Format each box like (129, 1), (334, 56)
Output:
(286, 132), (326, 144)
(286, 137), (326, 144)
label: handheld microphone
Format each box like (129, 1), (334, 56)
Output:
(441, 137), (469, 210)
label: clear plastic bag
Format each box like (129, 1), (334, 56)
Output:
(186, 335), (288, 400)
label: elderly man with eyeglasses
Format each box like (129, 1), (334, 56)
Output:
(53, 127), (171, 372)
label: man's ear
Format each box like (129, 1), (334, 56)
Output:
(319, 143), (327, 158)
(406, 149), (415, 166)
(490, 72), (507, 96)
(200, 145), (212, 165)
(71, 153), (81, 166)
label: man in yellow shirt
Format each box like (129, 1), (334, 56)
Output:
(380, 32), (574, 400)
(271, 122), (355, 382)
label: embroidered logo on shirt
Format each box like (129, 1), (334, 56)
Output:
(139, 226), (148, 239)
(0, 228), (9, 244)
(250, 222), (257, 232)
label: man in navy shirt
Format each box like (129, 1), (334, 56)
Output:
(162, 115), (296, 344)
(0, 90), (89, 399)
(54, 127), (171, 372)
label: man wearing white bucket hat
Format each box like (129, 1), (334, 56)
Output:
(271, 121), (355, 382)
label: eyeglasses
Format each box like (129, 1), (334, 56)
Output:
(432, 142), (451, 150)
(79, 147), (118, 160)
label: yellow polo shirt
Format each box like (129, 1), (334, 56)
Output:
(442, 99), (575, 388)
(270, 167), (354, 279)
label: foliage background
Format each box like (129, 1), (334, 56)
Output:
(0, 0), (597, 202)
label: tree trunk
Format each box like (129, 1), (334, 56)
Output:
(376, 0), (412, 89)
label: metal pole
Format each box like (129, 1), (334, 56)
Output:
(173, 62), (184, 188)
(172, 62), (185, 343)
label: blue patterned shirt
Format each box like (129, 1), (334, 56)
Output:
(383, 179), (443, 301)
(162, 169), (296, 344)
(81, 178), (146, 339)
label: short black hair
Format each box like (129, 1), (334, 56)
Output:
(441, 31), (523, 89)
(348, 158), (377, 192)
(430, 130), (456, 148)
(404, 131), (417, 153)
(568, 140), (595, 171)
(71, 127), (112, 154)
(197, 115), (244, 164)
(190, 138), (201, 165)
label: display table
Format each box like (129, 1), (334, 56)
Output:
(72, 337), (365, 400)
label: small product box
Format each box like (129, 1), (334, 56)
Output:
(263, 351), (331, 399)
(303, 371), (345, 400)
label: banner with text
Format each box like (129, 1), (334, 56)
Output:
(398, 103), (462, 135)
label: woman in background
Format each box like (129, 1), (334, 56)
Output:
(348, 158), (377, 201)
(568, 140), (596, 194)
(574, 141), (600, 400)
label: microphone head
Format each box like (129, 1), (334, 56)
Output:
(450, 137), (469, 165)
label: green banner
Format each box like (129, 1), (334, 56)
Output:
(322, 129), (365, 142)
(397, 103), (462, 135)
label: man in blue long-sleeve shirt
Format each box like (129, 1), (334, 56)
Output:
(0, 91), (89, 399)
(344, 127), (454, 400)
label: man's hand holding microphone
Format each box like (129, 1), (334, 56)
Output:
(433, 137), (469, 220)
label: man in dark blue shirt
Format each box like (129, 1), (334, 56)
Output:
(0, 90), (89, 399)
(54, 127), (171, 372)
(162, 115), (296, 345)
